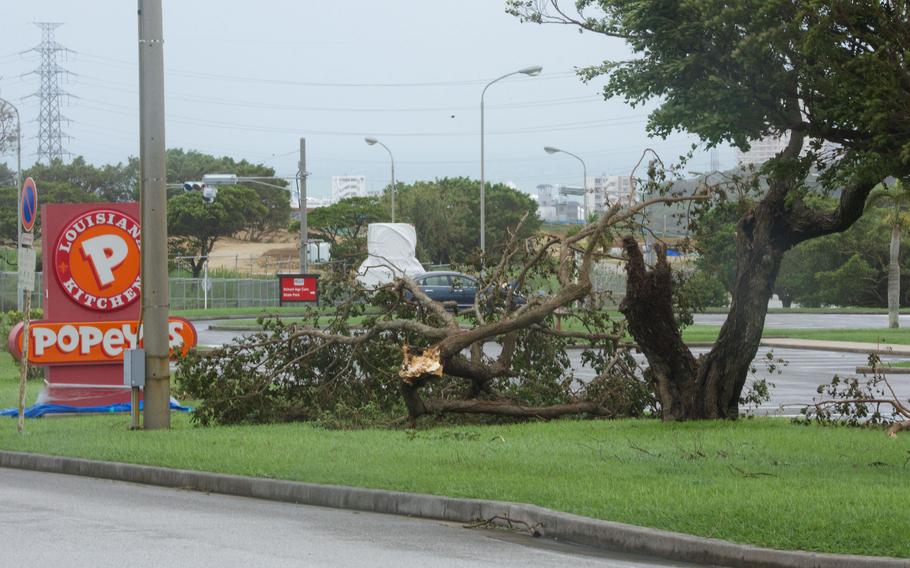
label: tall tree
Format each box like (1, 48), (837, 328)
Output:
(390, 177), (541, 265)
(26, 156), (138, 202)
(165, 148), (290, 239)
(509, 0), (910, 419)
(867, 179), (910, 328)
(167, 185), (265, 277)
(0, 101), (16, 155)
(307, 195), (385, 264)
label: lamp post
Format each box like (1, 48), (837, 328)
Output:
(480, 65), (542, 254)
(365, 137), (396, 222)
(1, 97), (23, 310)
(544, 146), (588, 217)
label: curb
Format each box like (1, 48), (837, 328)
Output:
(856, 366), (910, 374)
(0, 451), (905, 568)
(759, 339), (910, 356)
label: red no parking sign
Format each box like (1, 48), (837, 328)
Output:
(20, 177), (38, 233)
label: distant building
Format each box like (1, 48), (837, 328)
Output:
(586, 175), (636, 214)
(736, 135), (789, 167)
(331, 175), (367, 202)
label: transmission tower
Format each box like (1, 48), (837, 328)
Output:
(27, 22), (72, 163)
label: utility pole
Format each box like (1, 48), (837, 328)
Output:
(298, 137), (308, 274)
(138, 0), (170, 429)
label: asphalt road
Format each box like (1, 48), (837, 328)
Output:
(0, 468), (694, 568)
(192, 317), (910, 416)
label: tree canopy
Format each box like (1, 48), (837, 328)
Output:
(389, 177), (541, 265)
(167, 184), (266, 277)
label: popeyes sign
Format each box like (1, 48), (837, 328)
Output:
(55, 208), (142, 311)
(8, 318), (196, 365)
(5, 202), (198, 408)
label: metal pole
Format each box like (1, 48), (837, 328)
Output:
(479, 94), (486, 254)
(138, 0), (170, 429)
(203, 259), (208, 310)
(298, 138), (308, 274)
(390, 152), (396, 223)
(17, 292), (30, 433)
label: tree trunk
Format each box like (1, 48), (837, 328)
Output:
(888, 223), (900, 329)
(621, 197), (789, 420)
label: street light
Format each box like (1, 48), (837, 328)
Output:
(1, 98), (23, 310)
(480, 65), (542, 254)
(365, 137), (397, 222)
(544, 146), (588, 217)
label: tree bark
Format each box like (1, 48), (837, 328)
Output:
(888, 222), (900, 329)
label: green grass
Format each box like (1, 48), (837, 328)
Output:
(1, 355), (908, 558)
(700, 306), (910, 314)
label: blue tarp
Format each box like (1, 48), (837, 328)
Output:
(1, 400), (192, 418)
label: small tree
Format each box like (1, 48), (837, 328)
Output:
(867, 179), (910, 328)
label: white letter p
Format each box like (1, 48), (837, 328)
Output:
(81, 235), (129, 288)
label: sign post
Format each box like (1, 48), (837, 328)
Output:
(17, 177), (38, 433)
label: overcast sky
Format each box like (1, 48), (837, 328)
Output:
(0, 1), (731, 198)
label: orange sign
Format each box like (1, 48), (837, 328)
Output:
(54, 209), (142, 311)
(11, 317), (197, 365)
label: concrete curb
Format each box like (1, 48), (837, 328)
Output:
(760, 338), (910, 356)
(856, 366), (910, 374)
(0, 451), (905, 568)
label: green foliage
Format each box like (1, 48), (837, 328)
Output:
(390, 177), (541, 265)
(0, 102), (16, 155)
(509, 0), (910, 167)
(307, 196), (385, 264)
(27, 156), (138, 202)
(799, 355), (908, 428)
(679, 269), (729, 309)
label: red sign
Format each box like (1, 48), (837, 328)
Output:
(21, 177), (38, 233)
(8, 317), (197, 365)
(54, 209), (142, 312)
(279, 273), (319, 304)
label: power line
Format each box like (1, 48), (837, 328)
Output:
(75, 51), (578, 88)
(75, 98), (647, 137)
(72, 72), (601, 113)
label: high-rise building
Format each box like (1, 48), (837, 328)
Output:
(586, 175), (636, 214)
(331, 175), (366, 202)
(736, 135), (789, 167)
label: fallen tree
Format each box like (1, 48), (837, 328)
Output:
(178, 190), (705, 426)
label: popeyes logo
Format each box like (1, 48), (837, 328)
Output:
(55, 209), (142, 311)
(9, 317), (198, 365)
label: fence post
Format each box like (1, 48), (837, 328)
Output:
(203, 258), (209, 310)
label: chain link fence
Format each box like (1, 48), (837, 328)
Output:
(0, 271), (285, 312)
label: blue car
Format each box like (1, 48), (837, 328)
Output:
(412, 271), (479, 309)
(411, 271), (524, 310)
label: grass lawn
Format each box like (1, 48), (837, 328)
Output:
(0, 353), (908, 558)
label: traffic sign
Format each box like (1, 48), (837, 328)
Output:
(20, 177), (38, 233)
